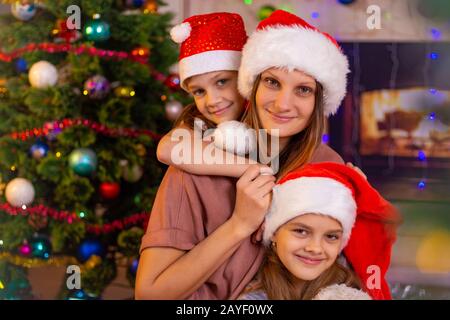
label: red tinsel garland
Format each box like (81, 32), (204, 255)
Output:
(8, 118), (162, 141)
(0, 202), (79, 223)
(87, 212), (149, 235)
(0, 42), (148, 64)
(0, 202), (149, 234)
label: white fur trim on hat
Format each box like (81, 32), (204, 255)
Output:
(170, 22), (192, 44)
(313, 284), (371, 300)
(213, 120), (257, 156)
(238, 26), (349, 116)
(179, 50), (242, 90)
(263, 177), (356, 249)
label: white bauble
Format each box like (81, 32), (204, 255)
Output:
(5, 178), (35, 207)
(213, 120), (257, 156)
(29, 61), (58, 88)
(11, 3), (37, 21)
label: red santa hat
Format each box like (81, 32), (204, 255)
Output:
(263, 162), (401, 300)
(238, 10), (349, 116)
(170, 12), (247, 91)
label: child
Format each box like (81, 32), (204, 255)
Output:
(238, 162), (401, 300)
(156, 12), (260, 177)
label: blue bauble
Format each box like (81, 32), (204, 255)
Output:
(133, 0), (145, 7)
(15, 58), (28, 73)
(29, 236), (52, 259)
(337, 0), (356, 5)
(78, 239), (105, 263)
(125, 0), (145, 8)
(67, 289), (100, 300)
(69, 148), (97, 176)
(30, 141), (49, 159)
(129, 257), (139, 276)
(84, 19), (110, 42)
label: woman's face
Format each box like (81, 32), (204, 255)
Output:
(255, 68), (316, 142)
(272, 213), (343, 281)
(185, 70), (245, 125)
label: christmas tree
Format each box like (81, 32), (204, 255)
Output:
(0, 0), (188, 299)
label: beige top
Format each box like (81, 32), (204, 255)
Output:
(140, 144), (344, 299)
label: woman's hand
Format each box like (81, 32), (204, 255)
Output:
(230, 165), (275, 238)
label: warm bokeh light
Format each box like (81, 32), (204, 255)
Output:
(416, 229), (450, 273)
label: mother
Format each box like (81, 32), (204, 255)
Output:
(135, 10), (350, 300)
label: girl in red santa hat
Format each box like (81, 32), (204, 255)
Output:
(156, 12), (258, 177)
(238, 162), (401, 300)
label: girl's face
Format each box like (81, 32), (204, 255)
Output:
(186, 70), (245, 125)
(255, 68), (316, 143)
(272, 213), (343, 282)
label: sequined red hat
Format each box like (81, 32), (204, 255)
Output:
(170, 12), (247, 91)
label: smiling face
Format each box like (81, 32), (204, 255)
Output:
(185, 70), (245, 125)
(272, 213), (343, 282)
(255, 68), (317, 147)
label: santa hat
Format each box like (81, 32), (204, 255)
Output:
(170, 12), (247, 91)
(238, 10), (349, 116)
(263, 162), (401, 300)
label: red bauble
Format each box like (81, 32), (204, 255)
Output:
(99, 182), (120, 199)
(164, 73), (180, 90)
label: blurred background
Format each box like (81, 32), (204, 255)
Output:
(0, 0), (449, 300)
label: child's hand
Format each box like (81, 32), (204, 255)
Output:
(346, 162), (367, 180)
(230, 165), (275, 237)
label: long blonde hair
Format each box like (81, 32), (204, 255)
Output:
(246, 247), (362, 300)
(243, 74), (325, 179)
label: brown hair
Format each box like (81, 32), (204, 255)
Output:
(242, 74), (325, 179)
(173, 102), (216, 130)
(246, 247), (362, 300)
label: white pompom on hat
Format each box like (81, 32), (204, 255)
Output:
(170, 22), (192, 44)
(213, 120), (257, 156)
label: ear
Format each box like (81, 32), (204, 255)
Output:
(270, 234), (276, 245)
